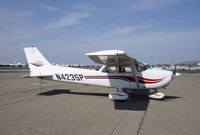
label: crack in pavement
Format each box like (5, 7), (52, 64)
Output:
(110, 110), (128, 135)
(136, 104), (148, 135)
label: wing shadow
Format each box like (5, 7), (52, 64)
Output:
(114, 89), (150, 111)
(38, 89), (108, 97)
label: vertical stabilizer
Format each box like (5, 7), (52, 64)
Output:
(24, 46), (52, 77)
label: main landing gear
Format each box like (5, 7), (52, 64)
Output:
(109, 88), (165, 100)
(109, 88), (129, 100)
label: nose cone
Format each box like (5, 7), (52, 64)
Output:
(150, 68), (173, 88)
(152, 69), (173, 79)
(162, 70), (173, 87)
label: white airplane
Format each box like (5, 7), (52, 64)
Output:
(24, 46), (178, 100)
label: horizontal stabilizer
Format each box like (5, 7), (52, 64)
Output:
(19, 74), (53, 79)
(18, 74), (31, 78)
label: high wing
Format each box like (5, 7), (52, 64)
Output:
(85, 50), (138, 66)
(86, 50), (140, 88)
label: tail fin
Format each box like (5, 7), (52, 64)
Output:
(24, 46), (52, 77)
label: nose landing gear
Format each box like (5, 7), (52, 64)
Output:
(148, 89), (165, 99)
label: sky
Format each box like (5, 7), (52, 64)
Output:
(0, 0), (200, 65)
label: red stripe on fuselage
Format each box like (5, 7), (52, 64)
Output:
(137, 76), (165, 82)
(84, 76), (165, 84)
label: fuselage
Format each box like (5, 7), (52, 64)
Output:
(41, 65), (173, 90)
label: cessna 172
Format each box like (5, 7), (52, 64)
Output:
(24, 46), (178, 100)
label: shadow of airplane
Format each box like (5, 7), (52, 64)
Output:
(114, 96), (149, 111)
(38, 89), (108, 97)
(161, 95), (182, 101)
(38, 89), (150, 111)
(37, 89), (181, 111)
(113, 89), (150, 111)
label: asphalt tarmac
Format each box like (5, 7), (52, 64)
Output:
(0, 73), (200, 135)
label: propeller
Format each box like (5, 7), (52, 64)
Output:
(173, 68), (176, 77)
(172, 67), (181, 78)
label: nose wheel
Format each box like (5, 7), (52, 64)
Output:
(109, 88), (129, 100)
(148, 89), (165, 99)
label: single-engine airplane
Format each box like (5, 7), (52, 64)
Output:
(23, 46), (179, 100)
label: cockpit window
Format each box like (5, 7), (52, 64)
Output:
(136, 62), (148, 72)
(102, 66), (132, 73)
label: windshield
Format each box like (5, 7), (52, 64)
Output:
(136, 62), (148, 72)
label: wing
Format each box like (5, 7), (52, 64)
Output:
(86, 50), (140, 88)
(86, 50), (138, 66)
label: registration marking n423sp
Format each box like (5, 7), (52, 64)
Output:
(55, 74), (84, 81)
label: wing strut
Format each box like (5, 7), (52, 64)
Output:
(131, 61), (140, 89)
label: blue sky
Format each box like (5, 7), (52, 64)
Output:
(0, 0), (200, 64)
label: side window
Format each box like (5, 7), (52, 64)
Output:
(102, 66), (132, 73)
(118, 66), (132, 73)
(102, 66), (117, 73)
